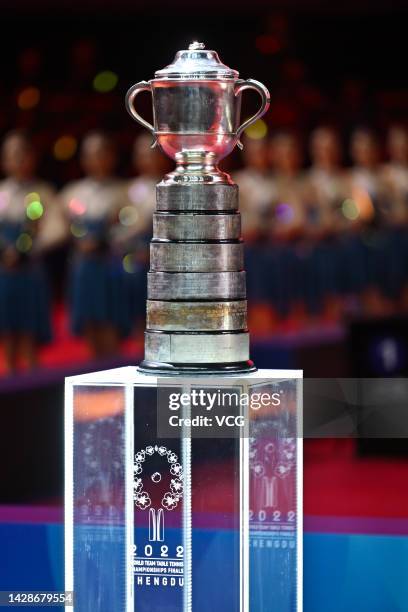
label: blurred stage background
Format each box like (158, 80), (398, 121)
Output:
(1, 3), (408, 374)
(1, 2), (408, 610)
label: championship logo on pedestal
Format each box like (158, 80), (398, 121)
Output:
(133, 445), (183, 542)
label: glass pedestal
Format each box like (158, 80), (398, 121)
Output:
(65, 367), (302, 612)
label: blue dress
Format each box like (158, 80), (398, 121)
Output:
(0, 222), (51, 343)
(69, 220), (133, 338)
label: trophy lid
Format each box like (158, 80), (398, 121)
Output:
(154, 42), (239, 80)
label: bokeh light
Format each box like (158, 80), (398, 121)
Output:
(245, 119), (268, 140)
(128, 182), (150, 203)
(26, 199), (44, 221)
(54, 136), (78, 161)
(275, 202), (295, 223)
(122, 254), (135, 273)
(25, 192), (40, 203)
(69, 198), (86, 216)
(119, 205), (139, 226)
(16, 233), (32, 253)
(351, 187), (375, 221)
(341, 198), (359, 221)
(17, 87), (40, 110)
(70, 223), (88, 238)
(25, 192), (44, 220)
(93, 70), (118, 93)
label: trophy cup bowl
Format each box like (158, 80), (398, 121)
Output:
(125, 42), (270, 183)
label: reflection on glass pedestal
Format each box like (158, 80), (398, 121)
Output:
(249, 379), (302, 612)
(65, 367), (302, 612)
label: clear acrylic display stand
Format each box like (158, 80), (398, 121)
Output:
(65, 367), (302, 612)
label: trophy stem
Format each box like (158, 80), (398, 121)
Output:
(162, 150), (233, 185)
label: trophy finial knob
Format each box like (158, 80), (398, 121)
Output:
(189, 41), (205, 50)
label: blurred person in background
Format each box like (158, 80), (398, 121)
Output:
(118, 133), (168, 326)
(268, 131), (306, 241)
(348, 128), (383, 225)
(0, 131), (53, 371)
(233, 136), (276, 242)
(306, 127), (350, 235)
(233, 135), (277, 332)
(263, 132), (307, 325)
(379, 126), (408, 308)
(348, 128), (391, 314)
(125, 133), (166, 242)
(303, 126), (350, 319)
(380, 125), (408, 225)
(60, 131), (131, 358)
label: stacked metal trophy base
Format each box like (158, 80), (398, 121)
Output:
(140, 155), (255, 374)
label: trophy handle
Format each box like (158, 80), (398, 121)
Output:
(125, 81), (157, 148)
(235, 79), (270, 150)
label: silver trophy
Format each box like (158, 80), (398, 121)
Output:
(126, 41), (270, 372)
